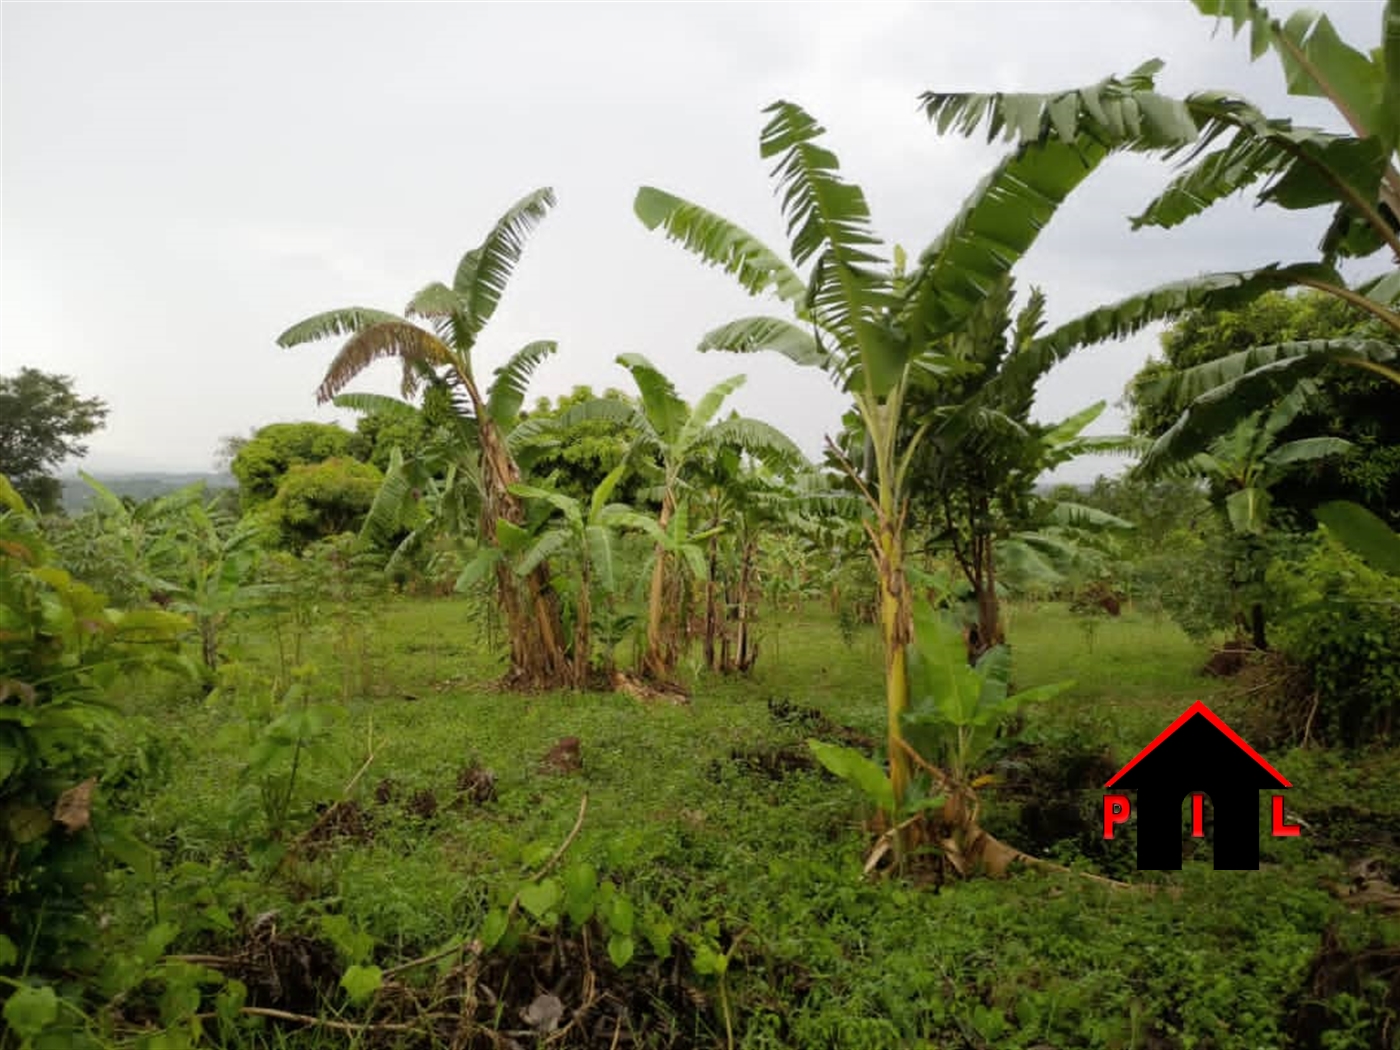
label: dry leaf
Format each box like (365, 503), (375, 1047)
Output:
(54, 777), (97, 833)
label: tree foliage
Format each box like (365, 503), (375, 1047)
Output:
(0, 369), (109, 514)
(263, 457), (384, 552)
(1132, 291), (1400, 524)
(230, 422), (358, 507)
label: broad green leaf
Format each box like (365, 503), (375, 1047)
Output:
(494, 519), (532, 554)
(8, 803), (51, 844)
(1262, 436), (1353, 469)
(1315, 500), (1400, 575)
(698, 316), (829, 368)
(807, 739), (894, 814)
(563, 862), (598, 926)
(457, 188), (556, 337)
(518, 878), (563, 920)
(479, 908), (510, 950)
(455, 547), (503, 592)
(1226, 486), (1271, 535)
(488, 340), (558, 428)
(634, 187), (805, 303)
(605, 894), (635, 937)
(608, 934), (635, 969)
(0, 474), (26, 513)
(617, 353), (688, 446)
(691, 943), (724, 976)
(339, 964), (384, 1005)
(4, 984), (59, 1039)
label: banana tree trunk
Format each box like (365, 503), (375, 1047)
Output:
(704, 531), (720, 672)
(735, 538), (758, 672)
(876, 515), (913, 811)
(575, 557), (592, 686)
(642, 493), (676, 682)
(472, 388), (572, 689)
(972, 531), (1003, 660)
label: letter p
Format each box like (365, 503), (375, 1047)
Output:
(1103, 794), (1131, 839)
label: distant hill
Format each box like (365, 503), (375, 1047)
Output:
(60, 472), (237, 514)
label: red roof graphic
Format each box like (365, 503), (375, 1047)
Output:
(1105, 701), (1291, 789)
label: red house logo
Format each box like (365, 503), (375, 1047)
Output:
(1103, 701), (1300, 870)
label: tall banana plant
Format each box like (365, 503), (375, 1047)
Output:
(634, 78), (1195, 810)
(554, 354), (803, 682)
(277, 189), (575, 689)
(923, 0), (1400, 468)
(505, 464), (631, 684)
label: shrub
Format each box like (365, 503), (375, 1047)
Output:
(1272, 533), (1400, 747)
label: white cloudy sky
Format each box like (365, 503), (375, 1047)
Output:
(1, 1), (1383, 479)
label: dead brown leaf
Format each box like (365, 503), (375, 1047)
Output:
(54, 777), (97, 834)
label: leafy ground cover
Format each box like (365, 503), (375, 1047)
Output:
(42, 599), (1400, 1049)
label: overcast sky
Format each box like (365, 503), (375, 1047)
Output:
(2, 0), (1383, 481)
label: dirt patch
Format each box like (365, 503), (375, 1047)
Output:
(1201, 638), (1254, 678)
(373, 777), (398, 806)
(713, 743), (823, 782)
(406, 788), (439, 820)
(542, 737), (583, 775)
(985, 742), (1124, 870)
(455, 762), (498, 806)
(766, 696), (877, 750)
(295, 800), (374, 858)
(208, 924), (734, 1048)
(229, 912), (342, 1013)
(1284, 924), (1400, 1050)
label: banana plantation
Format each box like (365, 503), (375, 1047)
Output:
(4, 1), (1400, 1047)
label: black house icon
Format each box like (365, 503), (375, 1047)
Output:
(1106, 701), (1291, 870)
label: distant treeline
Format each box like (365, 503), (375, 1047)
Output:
(59, 472), (236, 513)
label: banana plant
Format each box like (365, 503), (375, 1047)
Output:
(923, 0), (1400, 466)
(634, 73), (1195, 813)
(899, 605), (1073, 876)
(548, 354), (802, 682)
(278, 189), (575, 688)
(504, 463), (631, 684)
(1137, 379), (1352, 647)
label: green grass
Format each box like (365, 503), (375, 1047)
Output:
(84, 597), (1400, 1049)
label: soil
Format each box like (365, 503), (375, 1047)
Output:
(455, 762), (498, 805)
(209, 920), (736, 1048)
(765, 696), (877, 750)
(295, 800), (374, 857)
(542, 737), (583, 775)
(987, 742), (1121, 861)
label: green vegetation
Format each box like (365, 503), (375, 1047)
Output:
(0, 369), (109, 514)
(4, 0), (1399, 1046)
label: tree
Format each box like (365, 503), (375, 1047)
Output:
(634, 75), (1195, 814)
(277, 188), (574, 689)
(263, 456), (384, 551)
(0, 368), (109, 513)
(1131, 290), (1400, 525)
(230, 421), (358, 506)
(556, 355), (803, 683)
(516, 386), (648, 505)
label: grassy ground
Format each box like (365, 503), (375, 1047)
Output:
(91, 597), (1400, 1049)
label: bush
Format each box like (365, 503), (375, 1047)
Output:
(1272, 533), (1400, 747)
(0, 478), (190, 970)
(1126, 524), (1235, 640)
